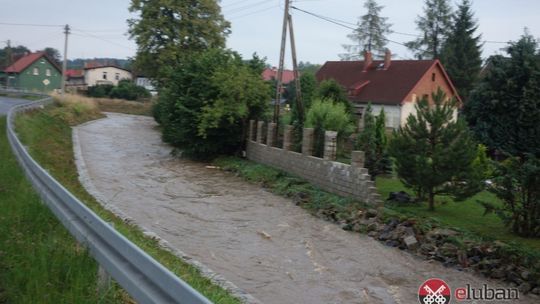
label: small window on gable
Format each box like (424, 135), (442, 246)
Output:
(33, 67), (39, 75)
(423, 94), (429, 101)
(103, 72), (107, 80)
(115, 73), (120, 80)
(432, 73), (436, 81)
(46, 69), (51, 76)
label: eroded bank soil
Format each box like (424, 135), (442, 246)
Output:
(74, 113), (537, 304)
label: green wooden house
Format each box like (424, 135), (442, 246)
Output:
(0, 52), (62, 92)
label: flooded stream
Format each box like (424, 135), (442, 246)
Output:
(74, 113), (537, 304)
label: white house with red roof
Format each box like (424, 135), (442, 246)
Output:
(316, 50), (461, 129)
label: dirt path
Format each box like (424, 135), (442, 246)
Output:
(74, 113), (537, 304)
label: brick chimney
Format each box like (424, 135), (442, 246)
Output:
(363, 50), (372, 72)
(384, 49), (392, 70)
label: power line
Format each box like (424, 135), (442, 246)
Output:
(224, 0), (268, 14)
(229, 5), (279, 20)
(291, 5), (511, 55)
(0, 22), (63, 28)
(291, 5), (424, 52)
(71, 29), (135, 50)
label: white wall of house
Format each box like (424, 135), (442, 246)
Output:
(369, 104), (401, 129)
(85, 67), (132, 86)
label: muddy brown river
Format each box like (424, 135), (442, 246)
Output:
(73, 113), (537, 304)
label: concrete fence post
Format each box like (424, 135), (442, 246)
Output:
(283, 125), (293, 151)
(351, 150), (365, 168)
(323, 131), (338, 161)
(302, 128), (314, 156)
(266, 122), (276, 147)
(248, 120), (255, 141)
(256, 121), (264, 143)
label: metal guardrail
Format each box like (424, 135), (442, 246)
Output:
(5, 95), (213, 304)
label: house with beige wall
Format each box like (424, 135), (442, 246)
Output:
(84, 64), (132, 87)
(316, 50), (461, 129)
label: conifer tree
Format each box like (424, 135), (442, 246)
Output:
(465, 31), (540, 157)
(389, 88), (482, 211)
(440, 0), (482, 100)
(356, 105), (391, 179)
(406, 0), (452, 59)
(341, 0), (392, 60)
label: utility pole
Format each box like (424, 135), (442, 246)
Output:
(5, 40), (12, 67)
(61, 24), (70, 95)
(288, 13), (304, 123)
(273, 0), (290, 125)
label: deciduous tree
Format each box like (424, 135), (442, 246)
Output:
(153, 49), (269, 159)
(128, 0), (230, 85)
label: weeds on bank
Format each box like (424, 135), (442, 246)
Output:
(0, 118), (126, 303)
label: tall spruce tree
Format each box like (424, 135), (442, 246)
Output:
(389, 88), (482, 211)
(440, 0), (482, 100)
(128, 0), (230, 85)
(340, 0), (392, 60)
(465, 31), (540, 157)
(406, 0), (452, 59)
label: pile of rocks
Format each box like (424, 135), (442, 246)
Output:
(327, 207), (540, 295)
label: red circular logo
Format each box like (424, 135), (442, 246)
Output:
(418, 278), (451, 304)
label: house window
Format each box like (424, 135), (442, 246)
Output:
(33, 67), (39, 75)
(423, 94), (429, 101)
(432, 73), (436, 81)
(103, 72), (107, 80)
(115, 73), (120, 80)
(46, 69), (51, 76)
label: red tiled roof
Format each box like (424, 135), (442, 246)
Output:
(4, 52), (61, 73)
(66, 69), (84, 77)
(262, 68), (296, 84)
(316, 60), (443, 105)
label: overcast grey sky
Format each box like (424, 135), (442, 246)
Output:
(0, 0), (538, 67)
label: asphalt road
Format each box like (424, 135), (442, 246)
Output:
(0, 96), (31, 115)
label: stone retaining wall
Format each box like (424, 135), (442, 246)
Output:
(246, 120), (382, 205)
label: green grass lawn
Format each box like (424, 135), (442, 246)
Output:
(14, 100), (241, 304)
(376, 176), (540, 251)
(0, 117), (128, 303)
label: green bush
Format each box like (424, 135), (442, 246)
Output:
(86, 84), (114, 98)
(316, 79), (352, 113)
(485, 155), (540, 237)
(154, 49), (269, 159)
(87, 80), (150, 101)
(305, 98), (354, 157)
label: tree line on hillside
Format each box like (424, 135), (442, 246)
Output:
(129, 0), (539, 237)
